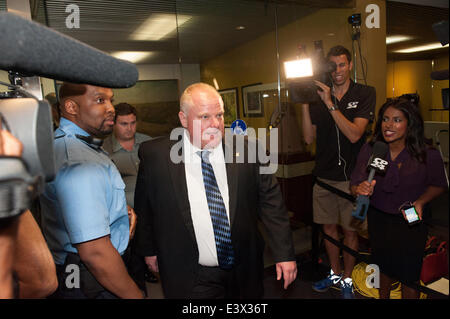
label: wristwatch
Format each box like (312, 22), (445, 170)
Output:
(328, 104), (337, 112)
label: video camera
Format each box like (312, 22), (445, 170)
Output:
(284, 40), (337, 104)
(0, 71), (56, 221)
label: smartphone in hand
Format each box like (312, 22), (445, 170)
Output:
(404, 205), (421, 225)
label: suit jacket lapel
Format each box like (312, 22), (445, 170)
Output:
(166, 136), (197, 244)
(223, 140), (238, 228)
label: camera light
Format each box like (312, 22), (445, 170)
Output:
(284, 58), (313, 79)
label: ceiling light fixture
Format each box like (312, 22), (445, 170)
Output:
(394, 42), (449, 53)
(213, 78), (219, 90)
(236, 26), (245, 30)
(111, 51), (153, 63)
(386, 35), (413, 44)
(131, 13), (192, 41)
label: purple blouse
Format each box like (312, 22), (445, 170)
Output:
(350, 143), (448, 215)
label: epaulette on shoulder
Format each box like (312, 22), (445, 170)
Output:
(54, 130), (66, 140)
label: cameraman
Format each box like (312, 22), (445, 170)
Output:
(39, 83), (143, 299)
(1, 124), (57, 298)
(300, 45), (375, 298)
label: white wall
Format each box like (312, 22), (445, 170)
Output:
(137, 63), (201, 96)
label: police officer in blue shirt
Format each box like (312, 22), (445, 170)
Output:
(40, 83), (143, 299)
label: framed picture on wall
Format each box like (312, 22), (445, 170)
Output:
(112, 79), (180, 138)
(242, 82), (263, 117)
(219, 87), (239, 126)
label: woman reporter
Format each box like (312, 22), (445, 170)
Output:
(350, 98), (447, 299)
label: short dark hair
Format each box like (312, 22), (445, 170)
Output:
(327, 45), (351, 63)
(114, 103), (137, 121)
(58, 83), (87, 102)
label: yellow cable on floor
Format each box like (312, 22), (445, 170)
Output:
(352, 262), (427, 299)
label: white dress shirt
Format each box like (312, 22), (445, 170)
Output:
(183, 130), (230, 266)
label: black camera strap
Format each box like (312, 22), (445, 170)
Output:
(75, 134), (103, 151)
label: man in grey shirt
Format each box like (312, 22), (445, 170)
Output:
(103, 102), (156, 289)
(103, 103), (152, 208)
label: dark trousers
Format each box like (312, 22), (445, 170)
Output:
(48, 253), (118, 299)
(190, 265), (239, 299)
(121, 237), (148, 293)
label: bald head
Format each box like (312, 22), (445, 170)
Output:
(180, 83), (223, 116)
(178, 82), (225, 149)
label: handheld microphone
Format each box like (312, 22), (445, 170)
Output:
(0, 12), (138, 88)
(352, 141), (389, 220)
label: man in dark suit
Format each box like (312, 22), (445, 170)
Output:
(134, 82), (297, 298)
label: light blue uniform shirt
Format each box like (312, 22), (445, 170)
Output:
(40, 118), (129, 265)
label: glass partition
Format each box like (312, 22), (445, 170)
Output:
(113, 79), (180, 138)
(0, 0), (359, 230)
(1, 0), (367, 228)
(2, 0), (448, 300)
(172, 1), (358, 227)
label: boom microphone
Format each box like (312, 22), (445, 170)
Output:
(0, 12), (138, 89)
(352, 141), (389, 220)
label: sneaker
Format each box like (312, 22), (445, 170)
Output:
(312, 270), (342, 293)
(340, 277), (354, 299)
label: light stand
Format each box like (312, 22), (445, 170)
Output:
(348, 14), (361, 83)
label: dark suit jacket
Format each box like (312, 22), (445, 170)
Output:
(134, 134), (295, 298)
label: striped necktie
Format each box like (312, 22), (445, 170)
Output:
(198, 150), (234, 269)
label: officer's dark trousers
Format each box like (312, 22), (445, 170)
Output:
(48, 253), (118, 299)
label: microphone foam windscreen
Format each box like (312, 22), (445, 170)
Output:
(0, 12), (138, 88)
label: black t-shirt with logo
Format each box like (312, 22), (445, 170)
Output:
(309, 81), (376, 181)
